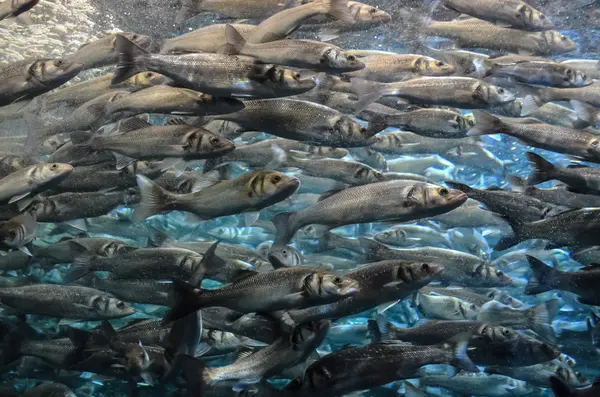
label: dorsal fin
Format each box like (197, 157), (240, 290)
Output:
(318, 188), (345, 202)
(567, 164), (589, 169)
(119, 118), (152, 133)
(233, 346), (256, 361)
(165, 118), (188, 126)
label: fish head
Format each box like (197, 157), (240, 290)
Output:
(250, 171), (300, 203)
(198, 93), (245, 115)
(124, 341), (152, 373)
(102, 296), (135, 317)
(352, 165), (385, 184)
(190, 130), (236, 157)
(545, 31), (577, 54)
(566, 367), (591, 388)
(331, 115), (370, 143)
(486, 84), (516, 106)
(563, 67), (593, 88)
(42, 133), (70, 154)
(256, 241), (272, 260)
(101, 241), (134, 257)
(306, 145), (349, 159)
(121, 32), (153, 50)
(354, 3), (392, 24)
(481, 324), (519, 342)
(290, 319), (331, 349)
(523, 6), (555, 31)
(208, 227), (230, 240)
(419, 183), (468, 213)
(375, 229), (398, 244)
(35, 163), (73, 185)
(34, 59), (83, 86)
(124, 72), (174, 89)
(316, 273), (360, 298)
(322, 49), (365, 72)
(268, 245), (303, 267)
(417, 56), (456, 76)
(587, 138), (600, 160)
(0, 221), (26, 248)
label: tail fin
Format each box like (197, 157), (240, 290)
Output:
(322, 0), (354, 23)
(220, 24), (247, 55)
(271, 212), (298, 247)
(162, 279), (203, 325)
(570, 100), (598, 125)
(521, 92), (548, 116)
(404, 382), (426, 397)
(467, 111), (504, 136)
(112, 35), (150, 86)
(549, 376), (574, 397)
(447, 333), (479, 373)
(368, 314), (392, 342)
(63, 253), (100, 283)
(178, 354), (211, 394)
(194, 241), (226, 285)
(525, 255), (557, 295)
(351, 78), (389, 111)
(132, 175), (175, 222)
(472, 58), (493, 77)
(526, 152), (556, 186)
(527, 298), (560, 342)
(358, 237), (383, 261)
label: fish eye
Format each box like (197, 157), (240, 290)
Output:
(271, 175), (281, 184)
(55, 60), (63, 66)
(145, 72), (153, 78)
(132, 34), (139, 40)
(360, 127), (367, 134)
(282, 249), (287, 255)
(369, 7), (376, 13)
(333, 276), (343, 284)
(561, 35), (567, 41)
(50, 164), (58, 170)
(8, 230), (16, 238)
(421, 263), (429, 271)
(593, 140), (600, 147)
(498, 88), (505, 94)
(470, 304), (477, 310)
(209, 137), (220, 146)
(540, 14), (546, 19)
(436, 61), (444, 67)
(116, 301), (125, 309)
(294, 73), (301, 79)
(139, 352), (145, 358)
(582, 73), (587, 80)
(502, 328), (510, 336)
(347, 55), (356, 61)
(496, 270), (504, 277)
(439, 187), (449, 196)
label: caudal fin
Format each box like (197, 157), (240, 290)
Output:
(521, 93), (546, 116)
(112, 35), (149, 86)
(528, 298), (560, 342)
(63, 253), (99, 283)
(271, 211), (298, 247)
(162, 279), (203, 325)
(447, 333), (479, 373)
(525, 255), (558, 295)
(323, 0), (354, 23)
(526, 152), (556, 186)
(351, 78), (388, 112)
(570, 100), (598, 125)
(132, 175), (175, 222)
(467, 111), (504, 136)
(178, 354), (211, 395)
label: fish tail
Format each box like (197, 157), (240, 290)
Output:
(448, 333), (479, 373)
(404, 382), (425, 397)
(351, 78), (389, 112)
(113, 35), (149, 86)
(193, 241), (226, 286)
(175, 0), (200, 31)
(315, 231), (334, 252)
(467, 111), (504, 136)
(368, 314), (392, 342)
(63, 252), (100, 283)
(271, 211), (298, 247)
(472, 57), (493, 77)
(521, 89), (551, 116)
(177, 354), (211, 395)
(528, 297), (560, 342)
(525, 255), (557, 295)
(221, 24), (247, 55)
(162, 279), (203, 325)
(569, 100), (598, 125)
(550, 376), (574, 397)
(526, 152), (556, 185)
(357, 237), (381, 261)
(323, 0), (354, 23)
(132, 175), (175, 222)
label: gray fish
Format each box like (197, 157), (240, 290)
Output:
(133, 170), (300, 222)
(0, 214), (36, 251)
(415, 292), (479, 321)
(526, 255), (600, 306)
(176, 0), (287, 24)
(272, 181), (467, 246)
(0, 163), (73, 205)
(469, 111), (600, 163)
(22, 383), (76, 397)
(0, 59), (83, 106)
(65, 32), (152, 70)
(201, 307), (281, 344)
(0, 284), (134, 319)
(163, 266), (360, 323)
(352, 76), (515, 111)
(486, 359), (590, 388)
(79, 276), (173, 307)
(0, 0), (39, 20)
(160, 23), (257, 54)
(522, 83), (600, 117)
(377, 108), (474, 139)
(223, 24), (364, 73)
(180, 320), (329, 389)
(284, 156), (385, 186)
(30, 237), (134, 267)
(298, 0), (391, 34)
(287, 335), (478, 397)
(550, 375), (600, 397)
(419, 373), (537, 397)
(343, 53), (455, 82)
(441, 0), (554, 31)
(113, 35), (315, 99)
(209, 98), (379, 147)
(526, 152), (600, 193)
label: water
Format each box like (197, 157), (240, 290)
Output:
(0, 0), (600, 396)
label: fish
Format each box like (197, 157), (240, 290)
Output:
(65, 32), (152, 70)
(160, 23), (257, 54)
(550, 376), (600, 397)
(521, 83), (600, 116)
(526, 152), (600, 193)
(112, 35), (316, 99)
(441, 0), (554, 31)
(133, 170), (300, 222)
(342, 53), (455, 82)
(79, 276), (174, 306)
(272, 180), (466, 246)
(299, 0), (392, 35)
(179, 320), (330, 389)
(351, 76), (516, 111)
(208, 98), (379, 147)
(163, 266), (360, 323)
(0, 0), (39, 21)
(0, 163), (73, 206)
(486, 359), (590, 388)
(468, 111), (600, 163)
(415, 292), (479, 321)
(374, 225), (452, 248)
(283, 156), (385, 185)
(245, 0), (353, 43)
(176, 0), (290, 24)
(0, 59), (83, 106)
(286, 334), (478, 397)
(526, 255), (600, 306)
(0, 214), (36, 253)
(222, 24), (365, 73)
(0, 284), (134, 319)
(419, 373), (539, 397)
(376, 108), (474, 139)
(476, 298), (560, 341)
